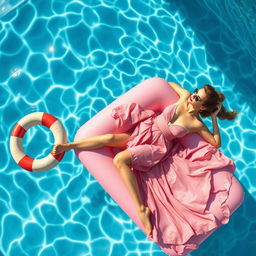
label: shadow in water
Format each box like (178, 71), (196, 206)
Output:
(169, 0), (256, 113)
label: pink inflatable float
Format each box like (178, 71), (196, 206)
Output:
(74, 77), (244, 255)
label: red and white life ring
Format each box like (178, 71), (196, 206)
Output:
(10, 112), (67, 172)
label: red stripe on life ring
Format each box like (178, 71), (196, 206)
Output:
(11, 123), (26, 138)
(18, 155), (34, 172)
(42, 113), (58, 128)
(50, 151), (65, 162)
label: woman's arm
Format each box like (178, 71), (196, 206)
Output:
(211, 102), (222, 148)
(196, 122), (221, 148)
(211, 115), (221, 148)
(168, 82), (190, 96)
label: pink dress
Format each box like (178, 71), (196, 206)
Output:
(111, 102), (236, 256)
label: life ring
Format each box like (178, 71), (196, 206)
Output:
(10, 112), (67, 172)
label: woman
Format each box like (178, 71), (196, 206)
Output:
(52, 82), (238, 238)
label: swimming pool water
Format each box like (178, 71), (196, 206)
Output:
(0, 0), (255, 255)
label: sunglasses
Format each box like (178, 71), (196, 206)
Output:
(192, 88), (202, 102)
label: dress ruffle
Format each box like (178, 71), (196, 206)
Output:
(143, 143), (235, 256)
(110, 102), (236, 256)
(184, 143), (235, 226)
(210, 170), (233, 225)
(111, 102), (157, 132)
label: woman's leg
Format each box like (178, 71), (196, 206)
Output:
(52, 133), (132, 155)
(113, 150), (153, 237)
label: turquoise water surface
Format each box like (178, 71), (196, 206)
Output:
(1, 0), (255, 255)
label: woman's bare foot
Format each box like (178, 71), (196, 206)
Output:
(52, 143), (71, 155)
(138, 205), (153, 237)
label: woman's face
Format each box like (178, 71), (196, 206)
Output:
(188, 88), (207, 110)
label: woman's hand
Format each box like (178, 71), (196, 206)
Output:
(211, 102), (222, 117)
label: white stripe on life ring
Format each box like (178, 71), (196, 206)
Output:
(10, 112), (67, 172)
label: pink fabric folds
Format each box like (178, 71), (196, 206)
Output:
(111, 102), (236, 256)
(111, 102), (157, 132)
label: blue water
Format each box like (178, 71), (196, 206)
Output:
(0, 0), (26, 18)
(1, 0), (255, 255)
